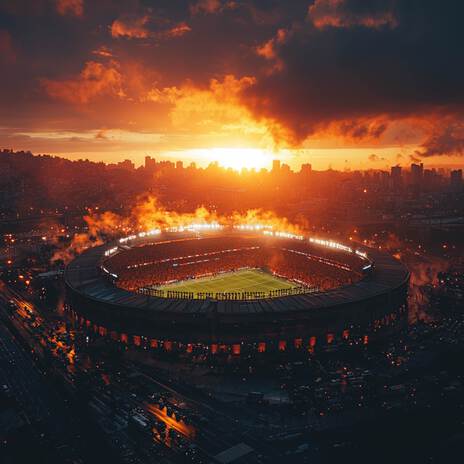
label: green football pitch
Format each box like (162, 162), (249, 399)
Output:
(153, 268), (295, 296)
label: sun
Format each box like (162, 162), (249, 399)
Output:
(192, 147), (274, 171)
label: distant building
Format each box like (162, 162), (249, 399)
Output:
(390, 166), (402, 189)
(280, 163), (291, 175)
(450, 169), (463, 191)
(423, 168), (440, 190)
(119, 159), (135, 170)
(300, 163), (312, 177)
(411, 163), (424, 187)
(176, 160), (183, 170)
(145, 156), (156, 172)
(380, 170), (390, 187)
(108, 159), (135, 171)
(272, 159), (281, 173)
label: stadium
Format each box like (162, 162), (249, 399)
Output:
(64, 225), (410, 353)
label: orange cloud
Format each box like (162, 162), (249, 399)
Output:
(255, 28), (287, 73)
(190, 0), (222, 15)
(164, 22), (192, 38)
(308, 0), (397, 29)
(111, 15), (150, 39)
(143, 74), (291, 148)
(111, 15), (191, 40)
(416, 122), (464, 157)
(42, 61), (125, 104)
(92, 45), (113, 58)
(56, 0), (83, 17)
(256, 29), (287, 59)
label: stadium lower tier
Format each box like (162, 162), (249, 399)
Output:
(65, 303), (408, 353)
(65, 230), (410, 346)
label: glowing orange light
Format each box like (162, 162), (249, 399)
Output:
(164, 341), (173, 351)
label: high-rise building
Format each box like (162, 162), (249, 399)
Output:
(272, 159), (281, 173)
(380, 170), (390, 187)
(411, 163), (424, 187)
(450, 169), (463, 191)
(117, 159), (135, 171)
(145, 156), (157, 172)
(281, 163), (291, 175)
(300, 163), (312, 177)
(176, 160), (183, 170)
(390, 165), (402, 189)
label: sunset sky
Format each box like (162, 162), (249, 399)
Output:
(1, 0), (464, 170)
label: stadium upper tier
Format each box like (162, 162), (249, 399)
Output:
(64, 229), (409, 343)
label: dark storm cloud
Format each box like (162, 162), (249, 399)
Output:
(243, 0), (464, 143)
(417, 123), (464, 157)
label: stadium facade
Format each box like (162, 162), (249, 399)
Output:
(64, 227), (409, 353)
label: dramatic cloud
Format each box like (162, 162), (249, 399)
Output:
(111, 15), (151, 39)
(165, 22), (192, 38)
(368, 153), (386, 162)
(241, 1), (464, 145)
(308, 0), (397, 29)
(92, 46), (113, 58)
(42, 61), (125, 104)
(337, 119), (388, 140)
(55, 0), (83, 17)
(255, 28), (287, 72)
(111, 14), (191, 40)
(190, 0), (223, 15)
(141, 74), (290, 148)
(417, 123), (464, 157)
(146, 75), (260, 132)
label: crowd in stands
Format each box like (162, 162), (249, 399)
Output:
(104, 236), (365, 294)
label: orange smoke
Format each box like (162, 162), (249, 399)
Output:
(42, 61), (125, 104)
(53, 194), (305, 263)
